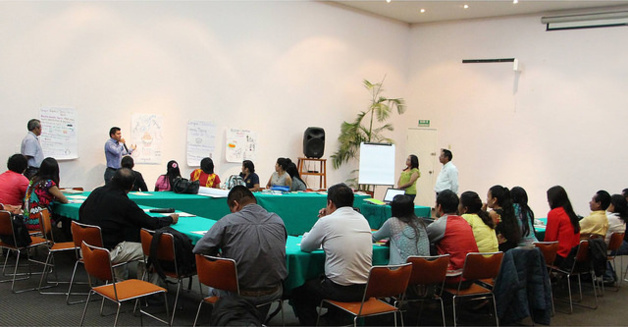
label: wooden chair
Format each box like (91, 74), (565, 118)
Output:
(140, 228), (197, 326)
(37, 209), (79, 294)
(604, 232), (624, 292)
(193, 253), (284, 327)
(550, 240), (598, 313)
(79, 241), (169, 326)
(403, 255), (450, 327)
(317, 263), (413, 327)
(0, 210), (48, 293)
(66, 221), (110, 304)
(534, 241), (559, 315)
(443, 252), (504, 327)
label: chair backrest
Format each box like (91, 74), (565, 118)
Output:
(406, 254), (450, 285)
(38, 209), (55, 241)
(0, 203), (5, 210)
(608, 232), (625, 252)
(364, 263), (413, 299)
(81, 241), (114, 282)
(71, 221), (103, 248)
(140, 228), (178, 274)
(534, 241), (559, 266)
(574, 240), (590, 263)
(461, 252), (504, 281)
(195, 254), (239, 294)
(0, 210), (13, 236)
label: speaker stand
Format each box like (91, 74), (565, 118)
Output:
(297, 157), (327, 190)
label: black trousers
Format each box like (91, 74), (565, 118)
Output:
(291, 276), (366, 326)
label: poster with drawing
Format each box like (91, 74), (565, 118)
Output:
(186, 120), (217, 166)
(40, 107), (78, 160)
(225, 128), (257, 163)
(131, 113), (163, 164)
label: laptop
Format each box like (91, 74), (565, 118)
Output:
(382, 188), (406, 204)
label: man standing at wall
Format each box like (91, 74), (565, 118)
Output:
(434, 149), (459, 196)
(21, 119), (44, 179)
(104, 127), (136, 185)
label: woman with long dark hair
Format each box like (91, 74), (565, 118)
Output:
(266, 157), (292, 189)
(511, 186), (538, 246)
(605, 194), (628, 244)
(544, 185), (581, 268)
(487, 185), (521, 252)
(459, 191), (498, 253)
(240, 160), (260, 192)
(286, 163), (307, 192)
(372, 194), (429, 264)
(397, 154), (421, 202)
(154, 160), (181, 191)
(24, 157), (68, 231)
(190, 157), (221, 188)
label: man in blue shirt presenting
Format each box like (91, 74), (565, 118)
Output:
(104, 126), (136, 184)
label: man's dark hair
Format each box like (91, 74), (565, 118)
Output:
(121, 156), (134, 169)
(442, 149), (453, 161)
(7, 154), (28, 173)
(27, 119), (41, 131)
(437, 189), (459, 214)
(327, 183), (354, 208)
(227, 185), (257, 207)
(595, 190), (611, 210)
(111, 168), (135, 191)
(109, 127), (121, 137)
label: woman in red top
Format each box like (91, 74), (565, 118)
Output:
(190, 157), (221, 188)
(544, 185), (581, 268)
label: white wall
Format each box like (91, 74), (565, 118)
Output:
(405, 15), (628, 215)
(0, 2), (409, 192)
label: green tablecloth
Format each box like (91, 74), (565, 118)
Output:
(254, 192), (369, 236)
(127, 191), (368, 236)
(359, 202), (431, 230)
(53, 201), (389, 292)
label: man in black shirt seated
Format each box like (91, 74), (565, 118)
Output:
(79, 168), (178, 279)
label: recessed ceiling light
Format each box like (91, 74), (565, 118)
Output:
(420, 8), (426, 13)
(463, 4), (469, 9)
(386, 0), (391, 3)
(513, 0), (519, 4)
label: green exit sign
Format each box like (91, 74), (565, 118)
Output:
(418, 120), (430, 127)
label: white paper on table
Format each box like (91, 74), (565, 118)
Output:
(197, 187), (229, 198)
(176, 212), (196, 217)
(68, 200), (84, 204)
(67, 195), (87, 199)
(192, 231), (207, 235)
(130, 192), (153, 196)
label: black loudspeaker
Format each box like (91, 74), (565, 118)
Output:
(303, 127), (325, 159)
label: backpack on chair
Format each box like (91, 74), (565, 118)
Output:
(225, 175), (246, 190)
(148, 226), (196, 282)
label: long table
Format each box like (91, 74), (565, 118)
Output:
(71, 191), (388, 235)
(52, 201), (390, 292)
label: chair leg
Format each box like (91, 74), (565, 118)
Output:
(438, 297), (446, 327)
(80, 291), (93, 326)
(193, 301), (205, 327)
(491, 294), (499, 327)
(113, 302), (122, 327)
(452, 295), (458, 327)
(170, 279), (183, 326)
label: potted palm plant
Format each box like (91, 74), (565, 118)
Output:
(331, 78), (405, 192)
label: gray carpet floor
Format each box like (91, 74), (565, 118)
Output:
(1, 248), (627, 326)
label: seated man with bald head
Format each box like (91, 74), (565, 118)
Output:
(79, 168), (178, 279)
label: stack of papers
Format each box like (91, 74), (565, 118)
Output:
(364, 198), (385, 205)
(197, 187), (229, 198)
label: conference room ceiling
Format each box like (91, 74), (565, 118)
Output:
(327, 0), (628, 24)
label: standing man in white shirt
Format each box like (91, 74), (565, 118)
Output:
(434, 149), (459, 196)
(21, 119), (44, 179)
(291, 183), (372, 326)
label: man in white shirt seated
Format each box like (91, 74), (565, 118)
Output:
(291, 183), (373, 326)
(434, 148), (459, 196)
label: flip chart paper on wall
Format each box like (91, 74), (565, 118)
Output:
(187, 120), (216, 166)
(358, 143), (395, 185)
(40, 107), (78, 160)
